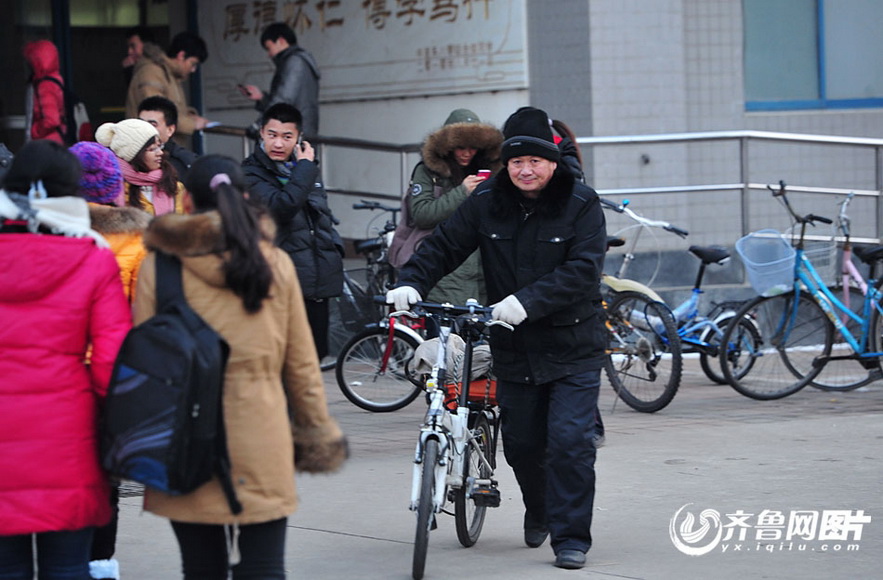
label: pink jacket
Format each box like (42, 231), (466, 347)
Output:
(0, 234), (131, 535)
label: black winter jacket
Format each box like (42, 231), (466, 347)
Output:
(241, 147), (344, 300)
(398, 168), (607, 384)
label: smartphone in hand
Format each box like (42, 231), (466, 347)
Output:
(237, 84), (249, 97)
(296, 134), (304, 151)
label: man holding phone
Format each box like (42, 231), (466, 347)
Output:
(239, 22), (320, 140)
(241, 103), (344, 361)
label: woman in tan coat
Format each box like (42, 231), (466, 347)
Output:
(132, 155), (346, 578)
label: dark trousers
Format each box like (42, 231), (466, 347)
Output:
(170, 518), (287, 580)
(304, 298), (329, 360)
(90, 483), (119, 561)
(497, 369), (600, 554)
(0, 528), (94, 580)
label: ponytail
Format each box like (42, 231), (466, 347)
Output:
(213, 181), (273, 313)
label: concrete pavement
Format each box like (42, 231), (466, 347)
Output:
(114, 358), (883, 579)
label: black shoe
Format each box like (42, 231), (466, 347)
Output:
(554, 549), (586, 569)
(524, 511), (548, 548)
(524, 526), (549, 548)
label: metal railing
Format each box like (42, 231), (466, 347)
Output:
(577, 130), (883, 242)
(204, 126), (883, 245)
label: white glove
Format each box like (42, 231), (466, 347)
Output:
(386, 286), (422, 311)
(491, 294), (528, 326)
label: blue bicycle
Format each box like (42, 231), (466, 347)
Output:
(720, 181), (883, 399)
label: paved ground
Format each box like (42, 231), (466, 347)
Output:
(115, 358), (883, 579)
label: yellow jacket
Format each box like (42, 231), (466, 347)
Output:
(87, 204), (152, 301)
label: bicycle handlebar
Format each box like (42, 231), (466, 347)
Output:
(353, 200), (401, 213)
(374, 295), (514, 331)
(600, 197), (689, 238)
(767, 181), (832, 226)
(837, 192), (855, 237)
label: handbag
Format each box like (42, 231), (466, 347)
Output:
(388, 163), (444, 269)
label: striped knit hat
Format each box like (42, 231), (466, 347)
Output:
(69, 141), (124, 204)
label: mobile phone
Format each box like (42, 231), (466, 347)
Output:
(237, 84), (249, 96)
(296, 134), (304, 151)
(477, 169), (491, 180)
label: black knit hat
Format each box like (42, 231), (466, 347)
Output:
(501, 106), (560, 163)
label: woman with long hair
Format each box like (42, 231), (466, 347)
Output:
(95, 118), (183, 215)
(132, 155), (346, 578)
(0, 140), (131, 579)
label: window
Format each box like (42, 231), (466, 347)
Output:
(744, 0), (883, 110)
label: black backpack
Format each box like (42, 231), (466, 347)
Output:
(101, 252), (242, 514)
(33, 76), (92, 145)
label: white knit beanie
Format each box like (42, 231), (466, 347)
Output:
(95, 119), (159, 163)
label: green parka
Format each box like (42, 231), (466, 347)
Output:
(408, 109), (502, 305)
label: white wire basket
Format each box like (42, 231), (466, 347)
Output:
(736, 228), (838, 296)
(735, 230), (795, 296)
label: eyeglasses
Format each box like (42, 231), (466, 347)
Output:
(146, 143), (164, 154)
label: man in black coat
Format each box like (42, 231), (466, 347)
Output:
(242, 103), (343, 359)
(239, 22), (321, 140)
(389, 107), (606, 570)
(137, 95), (198, 182)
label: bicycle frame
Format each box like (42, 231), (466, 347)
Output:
(402, 302), (509, 516)
(793, 249), (883, 360)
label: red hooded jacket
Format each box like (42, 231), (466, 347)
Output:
(0, 233), (131, 534)
(24, 40), (66, 143)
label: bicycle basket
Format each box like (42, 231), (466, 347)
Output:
(735, 229), (795, 296)
(802, 239), (838, 286)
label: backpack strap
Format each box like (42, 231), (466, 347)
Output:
(154, 250), (243, 515)
(155, 251), (184, 311)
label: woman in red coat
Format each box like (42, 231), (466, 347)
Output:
(24, 39), (67, 143)
(0, 140), (132, 579)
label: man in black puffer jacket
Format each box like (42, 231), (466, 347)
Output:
(242, 103), (343, 360)
(389, 107), (606, 571)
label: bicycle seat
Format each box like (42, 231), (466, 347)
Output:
(853, 244), (883, 265)
(689, 245), (730, 265)
(354, 238), (383, 255)
(606, 236), (625, 250)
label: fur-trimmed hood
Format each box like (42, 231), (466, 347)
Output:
(88, 204), (152, 235)
(421, 120), (503, 178)
(143, 210), (276, 257)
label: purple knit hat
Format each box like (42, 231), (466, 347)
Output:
(69, 141), (124, 204)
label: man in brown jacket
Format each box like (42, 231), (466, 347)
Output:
(125, 32), (212, 148)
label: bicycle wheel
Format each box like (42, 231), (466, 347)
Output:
(336, 325), (422, 412)
(720, 292), (832, 400)
(413, 438), (439, 580)
(711, 315), (762, 384)
(698, 313), (759, 385)
(604, 291), (683, 413)
(455, 413), (491, 547)
(321, 273), (376, 371)
(811, 285), (875, 391)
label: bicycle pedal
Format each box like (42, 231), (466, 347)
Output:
(471, 486), (501, 508)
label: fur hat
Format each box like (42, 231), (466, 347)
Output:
(69, 142), (123, 204)
(501, 106), (560, 163)
(95, 119), (158, 163)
